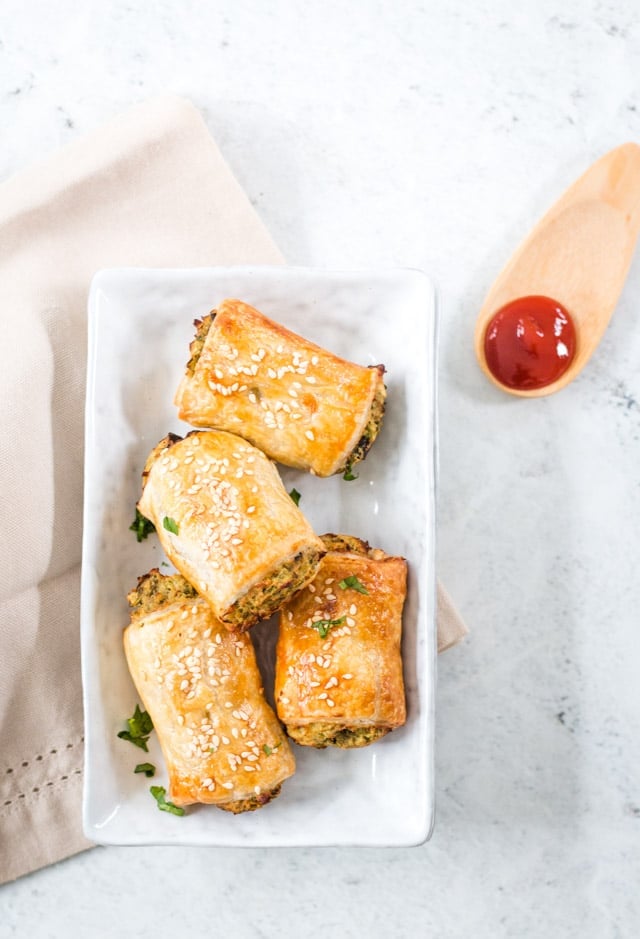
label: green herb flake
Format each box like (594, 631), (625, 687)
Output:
(342, 465), (358, 481)
(134, 762), (156, 778)
(312, 616), (346, 639)
(338, 575), (369, 595)
(163, 516), (179, 535)
(150, 785), (185, 816)
(263, 742), (282, 756)
(117, 704), (154, 752)
(130, 508), (155, 542)
(289, 488), (301, 506)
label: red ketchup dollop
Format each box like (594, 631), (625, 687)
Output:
(483, 295), (577, 391)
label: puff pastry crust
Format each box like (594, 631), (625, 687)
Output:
(275, 534), (407, 748)
(138, 430), (325, 630)
(174, 299), (386, 477)
(124, 570), (295, 811)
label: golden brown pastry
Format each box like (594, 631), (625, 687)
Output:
(124, 570), (295, 812)
(275, 534), (406, 748)
(174, 299), (386, 477)
(137, 430), (325, 630)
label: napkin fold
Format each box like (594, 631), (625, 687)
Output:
(0, 95), (467, 885)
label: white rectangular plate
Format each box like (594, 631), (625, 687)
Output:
(81, 266), (437, 847)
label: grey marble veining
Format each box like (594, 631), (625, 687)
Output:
(1, 0), (639, 936)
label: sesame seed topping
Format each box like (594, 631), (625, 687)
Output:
(342, 673), (353, 680)
(224, 701), (233, 708)
(280, 696), (290, 704)
(325, 676), (338, 689)
(221, 735), (230, 745)
(327, 699), (335, 707)
(222, 781), (233, 790)
(318, 692), (328, 699)
(305, 376), (317, 384)
(311, 355), (319, 365)
(346, 616), (356, 628)
(254, 785), (261, 794)
(177, 714), (185, 725)
(305, 429), (315, 441)
(349, 604), (358, 616)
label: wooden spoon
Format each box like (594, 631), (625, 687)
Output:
(475, 143), (640, 396)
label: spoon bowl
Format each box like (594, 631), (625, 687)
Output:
(475, 143), (640, 396)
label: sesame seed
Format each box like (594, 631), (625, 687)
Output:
(310, 680), (320, 688)
(321, 659), (332, 669)
(203, 777), (213, 787)
(224, 701), (233, 708)
(349, 604), (357, 615)
(267, 367), (277, 379)
(346, 616), (356, 628)
(305, 429), (315, 441)
(325, 677), (338, 689)
(222, 781), (233, 790)
(288, 388), (298, 398)
(318, 692), (328, 699)
(342, 673), (353, 680)
(280, 696), (290, 704)
(216, 634), (222, 645)
(311, 355), (319, 365)
(232, 728), (239, 739)
(305, 376), (317, 384)
(180, 679), (189, 690)
(327, 699), (335, 707)
(177, 714), (185, 725)
(254, 785), (261, 795)
(244, 765), (256, 772)
(241, 728), (247, 738)
(308, 584), (316, 593)
(221, 735), (230, 745)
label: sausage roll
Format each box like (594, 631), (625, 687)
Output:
(174, 299), (386, 477)
(124, 570), (295, 812)
(275, 534), (407, 748)
(137, 430), (325, 630)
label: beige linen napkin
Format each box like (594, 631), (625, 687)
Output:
(0, 95), (467, 885)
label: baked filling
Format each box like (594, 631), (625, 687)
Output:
(222, 546), (325, 630)
(287, 723), (389, 749)
(342, 376), (387, 473)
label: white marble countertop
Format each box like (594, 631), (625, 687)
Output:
(1, 1), (639, 936)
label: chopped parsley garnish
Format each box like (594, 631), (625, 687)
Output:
(339, 575), (369, 595)
(342, 465), (358, 481)
(289, 488), (301, 506)
(150, 785), (185, 816)
(117, 704), (154, 751)
(163, 516), (179, 535)
(263, 742), (281, 756)
(134, 762), (156, 777)
(312, 616), (346, 639)
(130, 508), (155, 542)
